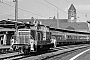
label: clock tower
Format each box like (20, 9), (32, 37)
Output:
(68, 4), (77, 22)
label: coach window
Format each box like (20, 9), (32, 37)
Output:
(68, 35), (69, 39)
(78, 36), (80, 39)
(72, 36), (74, 39)
(67, 35), (69, 39)
(68, 35), (70, 39)
(69, 35), (71, 39)
(57, 36), (59, 40)
(70, 35), (72, 39)
(77, 36), (79, 39)
(69, 35), (70, 39)
(46, 32), (50, 40)
(59, 36), (61, 40)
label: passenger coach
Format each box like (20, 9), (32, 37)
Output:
(50, 27), (90, 46)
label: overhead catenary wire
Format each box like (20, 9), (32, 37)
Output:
(43, 0), (83, 22)
(34, 0), (56, 11)
(43, 0), (82, 21)
(66, 0), (70, 4)
(0, 1), (47, 18)
(43, 0), (68, 14)
(0, 13), (21, 19)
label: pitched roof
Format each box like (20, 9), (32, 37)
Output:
(68, 4), (76, 11)
(66, 26), (75, 30)
(8, 18), (89, 31)
(37, 19), (68, 28)
(0, 28), (15, 31)
(8, 18), (68, 28)
(58, 19), (68, 23)
(36, 19), (57, 28)
(8, 19), (34, 24)
(59, 22), (89, 31)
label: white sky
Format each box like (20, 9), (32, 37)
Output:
(0, 0), (90, 22)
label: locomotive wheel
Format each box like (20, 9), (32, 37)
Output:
(20, 49), (24, 53)
(13, 47), (16, 51)
(23, 49), (29, 54)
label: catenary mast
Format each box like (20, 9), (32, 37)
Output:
(13, 0), (18, 41)
(57, 9), (59, 28)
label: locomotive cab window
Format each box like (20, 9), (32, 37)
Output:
(37, 31), (43, 41)
(31, 30), (36, 40)
(46, 32), (51, 40)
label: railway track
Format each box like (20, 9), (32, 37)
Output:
(0, 50), (15, 55)
(0, 46), (12, 54)
(0, 52), (24, 60)
(0, 48), (59, 60)
(0, 48), (17, 55)
(21, 44), (89, 60)
(0, 44), (88, 60)
(38, 45), (89, 60)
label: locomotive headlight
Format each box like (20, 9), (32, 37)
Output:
(12, 45), (16, 49)
(12, 45), (14, 48)
(16, 46), (19, 49)
(25, 45), (29, 49)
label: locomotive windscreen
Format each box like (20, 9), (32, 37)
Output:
(18, 29), (30, 44)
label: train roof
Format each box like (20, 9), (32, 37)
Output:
(50, 27), (90, 35)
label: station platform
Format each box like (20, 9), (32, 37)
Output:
(0, 45), (10, 50)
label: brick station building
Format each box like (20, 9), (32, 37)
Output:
(8, 4), (90, 32)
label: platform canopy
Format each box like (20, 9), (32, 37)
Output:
(0, 28), (15, 31)
(50, 27), (90, 35)
(0, 19), (30, 29)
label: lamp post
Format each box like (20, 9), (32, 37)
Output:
(13, 0), (18, 41)
(57, 9), (59, 28)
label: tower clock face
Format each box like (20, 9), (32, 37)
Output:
(71, 17), (74, 20)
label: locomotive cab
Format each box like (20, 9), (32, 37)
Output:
(11, 29), (36, 53)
